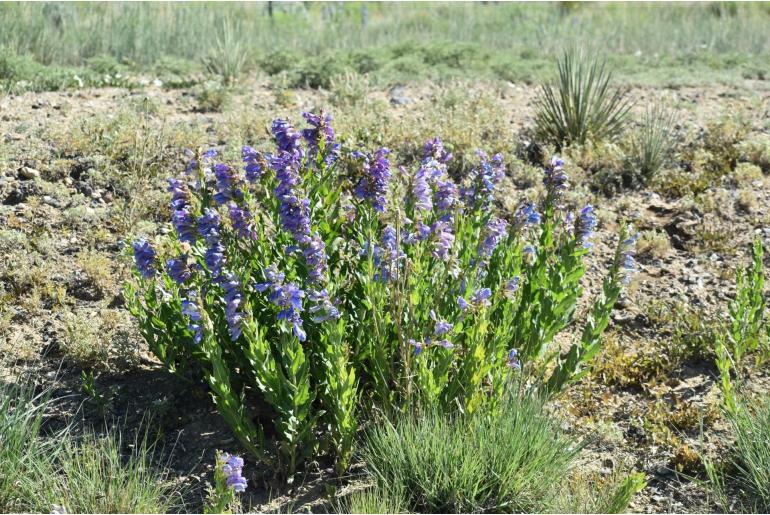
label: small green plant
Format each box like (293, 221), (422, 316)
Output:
(80, 369), (108, 416)
(716, 238), (766, 415)
(627, 103), (676, 183)
(194, 80), (231, 113)
(534, 48), (632, 148)
(205, 452), (247, 514)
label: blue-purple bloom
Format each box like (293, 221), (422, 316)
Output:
(257, 265), (307, 341)
(479, 217), (509, 258)
(166, 255), (192, 285)
(228, 203), (256, 240)
(132, 239), (156, 279)
(205, 242), (226, 276)
(620, 232), (639, 285)
(242, 146), (264, 182)
(303, 233), (329, 284)
(409, 339), (424, 356)
(543, 156), (568, 203)
(219, 273), (244, 341)
(172, 208), (197, 243)
(435, 179), (459, 212)
(219, 452), (247, 493)
(507, 348), (521, 370)
(503, 276), (521, 299)
(465, 151), (504, 209)
(413, 166), (433, 213)
(515, 203), (542, 228)
(431, 220), (454, 262)
(301, 111), (339, 159)
(575, 204), (597, 248)
(272, 152), (312, 245)
(181, 296), (203, 344)
(431, 310), (453, 336)
(213, 163), (242, 205)
(198, 208), (221, 243)
(167, 178), (189, 210)
(271, 118), (302, 154)
(354, 148), (391, 212)
(307, 288), (340, 323)
(471, 287), (492, 307)
(423, 137), (453, 164)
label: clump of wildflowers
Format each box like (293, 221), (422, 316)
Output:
(127, 112), (637, 479)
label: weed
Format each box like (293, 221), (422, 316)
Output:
(194, 80), (231, 113)
(62, 310), (110, 369)
(534, 48), (632, 148)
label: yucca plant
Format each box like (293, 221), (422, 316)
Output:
(535, 48), (632, 148)
(627, 103), (676, 183)
(202, 21), (249, 85)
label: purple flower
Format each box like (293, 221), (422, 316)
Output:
(303, 233), (329, 284)
(219, 273), (244, 341)
(198, 208), (221, 244)
(507, 349), (521, 370)
(457, 297), (471, 311)
(308, 288), (340, 323)
(271, 118), (302, 154)
(204, 242), (226, 276)
(213, 163), (243, 205)
(272, 152), (312, 245)
(465, 151), (504, 210)
(354, 148), (391, 212)
(479, 217), (509, 258)
(423, 137), (453, 164)
(575, 204), (597, 249)
(166, 255), (192, 285)
(413, 166), (433, 213)
(229, 203), (256, 240)
(543, 156), (568, 203)
(431, 220), (454, 262)
(181, 296), (203, 344)
(430, 310), (453, 336)
(132, 239), (156, 279)
(219, 452), (247, 493)
(503, 276), (520, 299)
(434, 339), (454, 349)
(522, 245), (536, 262)
(172, 208), (197, 244)
(409, 339), (424, 356)
(377, 225), (405, 281)
(515, 203), (541, 228)
(258, 267), (306, 341)
(620, 232), (639, 285)
(301, 111), (339, 159)
(435, 179), (459, 212)
(242, 146), (264, 182)
(167, 178), (189, 210)
(471, 287), (492, 307)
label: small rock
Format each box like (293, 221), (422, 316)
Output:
(18, 166), (40, 180)
(42, 195), (61, 208)
(103, 191), (114, 203)
(389, 86), (411, 106)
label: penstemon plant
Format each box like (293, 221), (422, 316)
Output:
(125, 112), (637, 476)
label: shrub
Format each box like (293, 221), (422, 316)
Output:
(534, 48), (632, 148)
(125, 113), (637, 477)
(626, 103), (676, 183)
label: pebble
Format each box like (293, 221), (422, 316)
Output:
(18, 166), (40, 180)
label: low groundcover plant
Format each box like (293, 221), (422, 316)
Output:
(125, 111), (637, 476)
